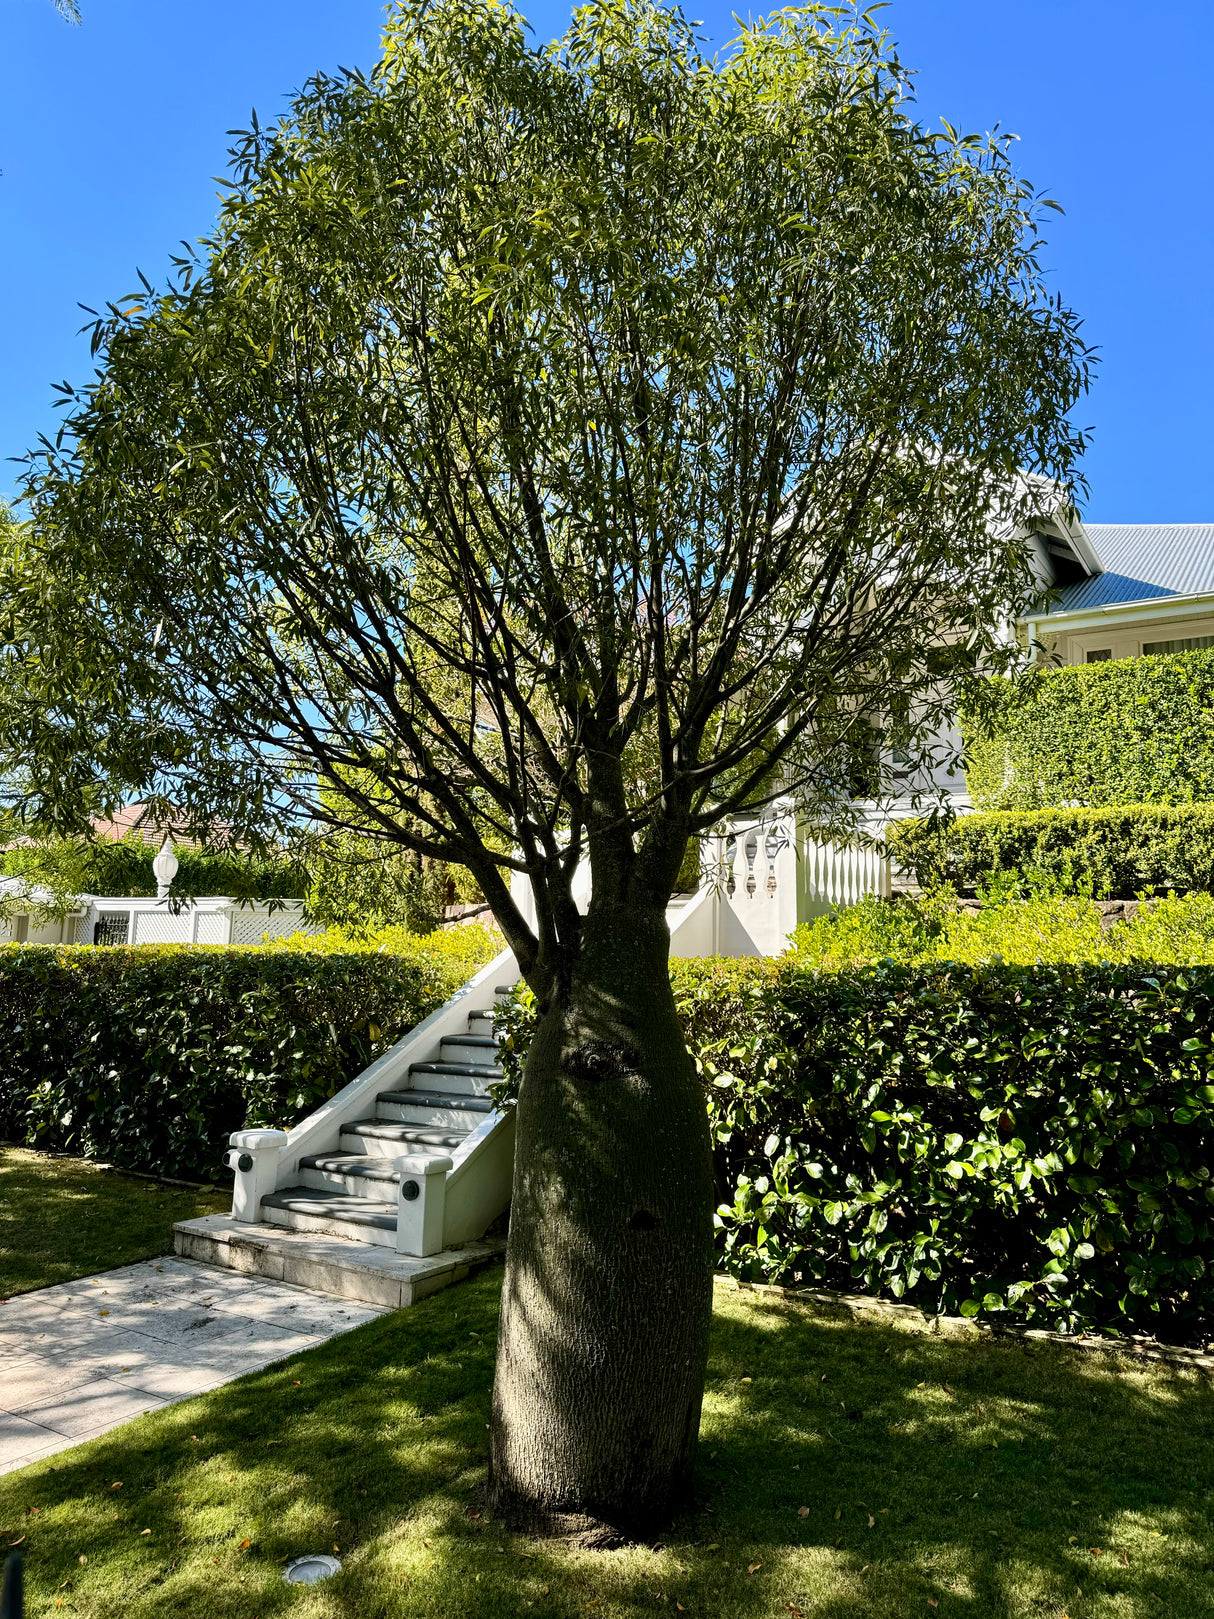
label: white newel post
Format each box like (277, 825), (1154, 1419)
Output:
(226, 1128), (288, 1222)
(395, 1153), (453, 1256)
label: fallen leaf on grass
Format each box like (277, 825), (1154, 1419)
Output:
(1089, 1548), (1103, 1556)
(927, 1601), (937, 1609)
(139, 1529), (150, 1537)
(747, 1562), (762, 1574)
(867, 1516), (875, 1529)
(833, 1509), (841, 1521)
(797, 1507), (810, 1518)
(704, 1543), (720, 1551)
(239, 1538), (250, 1550)
(7, 1538), (24, 1549)
(740, 1377), (752, 1384)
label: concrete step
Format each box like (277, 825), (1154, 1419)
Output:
(438, 1037), (501, 1071)
(467, 1008), (497, 1025)
(174, 1214), (504, 1310)
(262, 1187), (397, 1249)
(441, 1032), (498, 1052)
(408, 1060), (502, 1081)
(340, 1119), (471, 1159)
(298, 1152), (404, 1198)
(406, 1059), (501, 1096)
(377, 1089), (495, 1128)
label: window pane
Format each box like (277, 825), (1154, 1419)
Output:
(1142, 634), (1214, 656)
(1085, 649), (1112, 662)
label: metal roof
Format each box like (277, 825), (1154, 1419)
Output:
(1051, 524), (1214, 613)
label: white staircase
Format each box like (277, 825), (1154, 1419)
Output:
(173, 883), (732, 1305)
(260, 995), (509, 1246)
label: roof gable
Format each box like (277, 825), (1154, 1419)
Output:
(1053, 523), (1214, 612)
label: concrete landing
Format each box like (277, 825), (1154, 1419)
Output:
(0, 1256), (385, 1477)
(173, 1214), (504, 1309)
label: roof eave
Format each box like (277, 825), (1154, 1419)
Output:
(1022, 586), (1214, 637)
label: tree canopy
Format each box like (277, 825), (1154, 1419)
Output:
(0, 0), (1090, 992)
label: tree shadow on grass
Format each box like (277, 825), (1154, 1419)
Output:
(695, 1283), (1214, 1618)
(3, 1271), (1214, 1617)
(0, 1147), (227, 1294)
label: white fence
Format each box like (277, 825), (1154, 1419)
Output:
(0, 890), (321, 948)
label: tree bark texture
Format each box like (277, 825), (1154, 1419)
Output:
(489, 902), (714, 1539)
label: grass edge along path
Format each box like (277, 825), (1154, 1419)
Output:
(3, 1271), (1213, 1618)
(0, 1147), (228, 1297)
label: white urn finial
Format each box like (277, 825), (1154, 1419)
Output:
(153, 835), (179, 899)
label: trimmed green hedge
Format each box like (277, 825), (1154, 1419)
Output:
(886, 803), (1214, 897)
(0, 932), (496, 1181)
(498, 956), (1214, 1341)
(965, 647), (1214, 809)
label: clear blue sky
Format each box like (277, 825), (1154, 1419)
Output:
(2, 0), (1210, 522)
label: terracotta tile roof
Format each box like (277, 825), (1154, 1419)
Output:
(90, 804), (232, 850)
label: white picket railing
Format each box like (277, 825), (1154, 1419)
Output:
(797, 834), (892, 916)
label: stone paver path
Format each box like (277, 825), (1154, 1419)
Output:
(0, 1256), (385, 1476)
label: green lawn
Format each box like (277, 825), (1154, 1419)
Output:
(0, 1146), (228, 1296)
(4, 1270), (1213, 1617)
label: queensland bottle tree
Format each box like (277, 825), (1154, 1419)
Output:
(0, 0), (1090, 1539)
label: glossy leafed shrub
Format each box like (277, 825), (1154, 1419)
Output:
(498, 956), (1214, 1339)
(0, 930), (497, 1181)
(789, 887), (1214, 968)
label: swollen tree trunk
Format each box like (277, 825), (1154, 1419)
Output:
(489, 900), (714, 1540)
